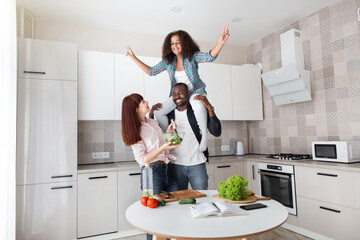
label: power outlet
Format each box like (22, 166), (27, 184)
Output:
(221, 145), (230, 151)
(92, 152), (110, 159)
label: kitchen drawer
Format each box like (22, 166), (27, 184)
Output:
(298, 196), (360, 240)
(213, 161), (244, 186)
(296, 166), (360, 209)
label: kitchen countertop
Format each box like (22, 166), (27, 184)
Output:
(78, 154), (360, 174)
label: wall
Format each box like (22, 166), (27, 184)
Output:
(247, 0), (360, 154)
(35, 20), (247, 65)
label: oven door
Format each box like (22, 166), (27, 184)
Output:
(258, 170), (297, 215)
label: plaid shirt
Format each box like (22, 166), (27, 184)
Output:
(149, 51), (217, 96)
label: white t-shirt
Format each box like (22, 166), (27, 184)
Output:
(171, 109), (206, 166)
(175, 70), (194, 92)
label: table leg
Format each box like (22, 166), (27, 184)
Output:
(153, 235), (168, 240)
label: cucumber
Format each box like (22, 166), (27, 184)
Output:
(157, 198), (166, 206)
(178, 198), (196, 204)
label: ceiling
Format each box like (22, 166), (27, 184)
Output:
(17, 0), (338, 46)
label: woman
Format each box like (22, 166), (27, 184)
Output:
(121, 93), (180, 196)
(124, 24), (230, 152)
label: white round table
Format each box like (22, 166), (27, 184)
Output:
(126, 190), (288, 240)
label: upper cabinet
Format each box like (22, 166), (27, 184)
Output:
(18, 38), (77, 80)
(200, 63), (233, 120)
(231, 64), (263, 120)
(143, 56), (171, 107)
(78, 50), (263, 121)
(114, 54), (145, 120)
(78, 50), (115, 120)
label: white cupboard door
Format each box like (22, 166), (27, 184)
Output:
(231, 65), (263, 120)
(17, 78), (77, 185)
(213, 162), (244, 187)
(143, 56), (171, 107)
(78, 172), (118, 238)
(118, 169), (142, 231)
(78, 50), (115, 120)
(244, 161), (260, 195)
(200, 63), (232, 120)
(18, 38), (77, 80)
(114, 54), (145, 120)
(16, 182), (77, 240)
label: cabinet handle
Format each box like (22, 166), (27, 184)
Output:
(217, 165), (231, 168)
(51, 186), (73, 190)
(89, 176), (108, 180)
(129, 173), (141, 176)
(320, 206), (341, 213)
(317, 173), (338, 177)
(23, 71), (46, 74)
(252, 165), (255, 180)
(51, 174), (73, 179)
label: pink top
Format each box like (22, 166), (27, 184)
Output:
(131, 117), (176, 167)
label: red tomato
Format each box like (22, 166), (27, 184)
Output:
(140, 196), (148, 207)
(147, 198), (158, 208)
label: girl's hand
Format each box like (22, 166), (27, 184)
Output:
(124, 45), (135, 57)
(166, 121), (177, 133)
(218, 24), (230, 45)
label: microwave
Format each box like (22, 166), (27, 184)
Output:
(312, 141), (360, 163)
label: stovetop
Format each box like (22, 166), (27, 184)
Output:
(265, 153), (312, 161)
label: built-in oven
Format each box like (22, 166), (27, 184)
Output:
(258, 162), (297, 215)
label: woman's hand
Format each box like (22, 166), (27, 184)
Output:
(149, 103), (162, 119)
(218, 24), (230, 46)
(124, 45), (135, 58)
(162, 142), (181, 150)
(166, 121), (177, 133)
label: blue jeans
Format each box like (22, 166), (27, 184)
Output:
(170, 163), (208, 190)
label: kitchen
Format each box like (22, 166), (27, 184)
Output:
(2, 0), (360, 239)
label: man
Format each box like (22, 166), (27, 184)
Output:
(152, 83), (221, 190)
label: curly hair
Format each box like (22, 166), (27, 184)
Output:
(162, 30), (200, 64)
(121, 93), (143, 146)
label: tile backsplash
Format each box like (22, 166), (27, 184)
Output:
(246, 0), (360, 154)
(78, 120), (247, 165)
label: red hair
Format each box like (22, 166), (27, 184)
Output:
(121, 93), (143, 146)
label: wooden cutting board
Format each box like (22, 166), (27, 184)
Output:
(155, 189), (207, 202)
(212, 194), (271, 204)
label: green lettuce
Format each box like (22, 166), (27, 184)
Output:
(218, 174), (248, 201)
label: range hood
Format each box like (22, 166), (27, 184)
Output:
(261, 29), (311, 105)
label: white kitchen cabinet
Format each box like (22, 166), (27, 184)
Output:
(16, 181), (77, 240)
(243, 160), (260, 195)
(206, 163), (215, 190)
(143, 56), (171, 107)
(296, 166), (360, 209)
(114, 54), (145, 120)
(200, 63), (233, 120)
(297, 196), (360, 240)
(18, 38), (77, 80)
(213, 161), (244, 187)
(78, 50), (115, 120)
(118, 168), (142, 231)
(78, 171), (118, 238)
(231, 65), (263, 120)
(17, 78), (77, 185)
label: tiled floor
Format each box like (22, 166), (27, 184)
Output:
(118, 227), (312, 240)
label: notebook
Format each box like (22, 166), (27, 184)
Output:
(189, 201), (248, 218)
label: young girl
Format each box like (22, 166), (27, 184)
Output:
(124, 24), (230, 152)
(121, 93), (180, 196)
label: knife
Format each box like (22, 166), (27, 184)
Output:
(161, 190), (180, 200)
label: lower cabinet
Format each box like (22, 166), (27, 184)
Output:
(16, 181), (77, 240)
(243, 160), (260, 195)
(206, 163), (215, 190)
(78, 171), (118, 238)
(118, 168), (142, 232)
(297, 196), (360, 240)
(213, 162), (244, 187)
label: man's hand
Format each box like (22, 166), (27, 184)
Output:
(193, 95), (215, 116)
(149, 103), (163, 119)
